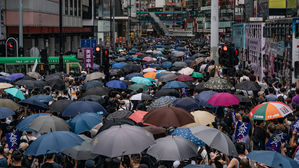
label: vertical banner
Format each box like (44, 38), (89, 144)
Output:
(6, 131), (20, 149)
(234, 121), (251, 141)
(84, 48), (93, 69)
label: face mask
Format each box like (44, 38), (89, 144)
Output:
(287, 121), (292, 126)
(4, 148), (9, 153)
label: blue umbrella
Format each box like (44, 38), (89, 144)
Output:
(173, 97), (201, 112)
(155, 73), (170, 79)
(28, 94), (54, 103)
(106, 80), (127, 89)
(149, 64), (160, 68)
(69, 113), (102, 134)
(0, 107), (15, 119)
(4, 88), (25, 100)
(162, 61), (172, 69)
(129, 57), (142, 61)
(7, 73), (24, 81)
(125, 73), (143, 80)
(19, 99), (49, 110)
(83, 80), (103, 91)
(16, 113), (51, 132)
(0, 76), (13, 83)
(162, 81), (189, 89)
(184, 164), (214, 168)
(172, 128), (205, 146)
(62, 101), (107, 117)
(112, 62), (127, 68)
(246, 150), (299, 168)
(25, 131), (84, 156)
(195, 91), (217, 107)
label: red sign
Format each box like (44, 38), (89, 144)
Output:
(166, 2), (175, 6)
(84, 48), (93, 69)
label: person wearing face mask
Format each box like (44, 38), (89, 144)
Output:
(0, 146), (8, 167)
(3, 144), (10, 159)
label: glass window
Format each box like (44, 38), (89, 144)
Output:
(78, 0), (81, 16)
(74, 0), (77, 16)
(70, 0), (73, 15)
(65, 0), (68, 15)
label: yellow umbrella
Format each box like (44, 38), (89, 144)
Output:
(0, 83), (13, 89)
(181, 111), (215, 128)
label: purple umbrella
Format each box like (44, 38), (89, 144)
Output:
(7, 73), (24, 81)
(207, 93), (240, 107)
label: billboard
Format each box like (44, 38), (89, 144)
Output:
(269, 0), (296, 9)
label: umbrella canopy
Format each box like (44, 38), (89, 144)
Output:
(27, 72), (41, 80)
(19, 99), (49, 110)
(62, 101), (107, 117)
(207, 93), (240, 106)
(130, 93), (153, 101)
(0, 83), (13, 89)
(155, 88), (180, 98)
(97, 119), (136, 134)
(173, 97), (201, 112)
(147, 96), (176, 111)
(7, 73), (24, 81)
(246, 150), (299, 168)
(0, 76), (13, 83)
(143, 72), (157, 79)
(178, 67), (194, 76)
(106, 80), (127, 89)
(177, 75), (194, 82)
(128, 83), (149, 91)
(125, 73), (143, 80)
(159, 73), (178, 82)
(15, 80), (46, 89)
(49, 99), (73, 113)
(131, 77), (153, 86)
(83, 80), (103, 91)
(92, 124), (154, 157)
(184, 165), (214, 168)
(112, 62), (127, 68)
(162, 61), (172, 69)
(4, 88), (25, 100)
(69, 113), (102, 134)
(82, 87), (109, 97)
(144, 106), (195, 127)
(143, 68), (157, 73)
(173, 61), (187, 68)
(110, 68), (123, 76)
(16, 113), (51, 132)
(122, 64), (141, 74)
(181, 111), (216, 128)
(235, 81), (261, 91)
(249, 101), (293, 120)
(80, 95), (105, 104)
(106, 110), (133, 120)
(147, 136), (198, 161)
(204, 77), (232, 90)
(190, 126), (238, 156)
(85, 72), (105, 81)
(173, 51), (185, 57)
(172, 128), (205, 146)
(128, 110), (149, 124)
(0, 107), (15, 119)
(0, 72), (9, 76)
(45, 74), (61, 81)
(143, 56), (154, 62)
(191, 72), (203, 78)
(63, 135), (97, 160)
(25, 131), (84, 156)
(162, 81), (189, 89)
(28, 94), (54, 103)
(0, 99), (20, 111)
(29, 115), (70, 133)
(195, 91), (217, 107)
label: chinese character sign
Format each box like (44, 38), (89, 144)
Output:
(231, 112), (238, 127)
(292, 118), (299, 131)
(266, 130), (289, 151)
(6, 131), (20, 149)
(84, 48), (93, 69)
(235, 121), (251, 141)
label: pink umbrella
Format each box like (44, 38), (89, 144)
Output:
(143, 68), (157, 73)
(207, 93), (240, 107)
(129, 110), (152, 125)
(176, 75), (194, 82)
(143, 57), (154, 62)
(136, 52), (143, 55)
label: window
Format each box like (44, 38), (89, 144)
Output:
(296, 23), (299, 39)
(74, 0), (77, 16)
(70, 0), (73, 15)
(65, 0), (68, 15)
(78, 0), (81, 16)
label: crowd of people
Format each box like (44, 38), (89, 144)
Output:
(0, 37), (298, 168)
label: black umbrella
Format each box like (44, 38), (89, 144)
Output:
(15, 80), (47, 89)
(235, 81), (261, 91)
(50, 100), (73, 113)
(106, 110), (133, 120)
(155, 88), (180, 98)
(22, 75), (35, 80)
(47, 78), (65, 90)
(97, 118), (136, 134)
(45, 74), (61, 81)
(109, 68), (123, 76)
(80, 95), (106, 105)
(19, 99), (49, 110)
(82, 87), (110, 97)
(122, 64), (141, 74)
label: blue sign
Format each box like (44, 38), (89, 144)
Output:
(231, 111), (237, 127)
(266, 130), (289, 152)
(235, 121), (251, 141)
(6, 131), (20, 150)
(81, 39), (97, 51)
(292, 118), (299, 131)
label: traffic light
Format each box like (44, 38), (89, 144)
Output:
(218, 45), (230, 67)
(18, 47), (24, 57)
(94, 45), (101, 65)
(6, 40), (17, 56)
(102, 48), (110, 81)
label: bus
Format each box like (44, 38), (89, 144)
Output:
(292, 18), (299, 83)
(0, 56), (82, 75)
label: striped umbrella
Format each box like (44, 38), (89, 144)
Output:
(249, 102), (293, 120)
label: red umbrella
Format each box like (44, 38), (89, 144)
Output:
(143, 107), (195, 127)
(207, 93), (240, 107)
(176, 75), (194, 82)
(129, 110), (151, 125)
(143, 57), (154, 62)
(136, 52), (143, 55)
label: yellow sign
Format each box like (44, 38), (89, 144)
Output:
(269, 0), (296, 8)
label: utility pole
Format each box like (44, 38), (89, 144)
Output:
(112, 0), (115, 51)
(0, 0), (2, 40)
(211, 0), (219, 64)
(110, 0), (112, 48)
(19, 0), (23, 49)
(59, 0), (64, 72)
